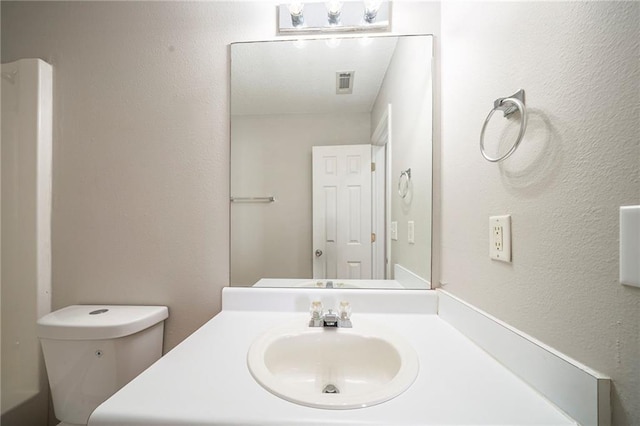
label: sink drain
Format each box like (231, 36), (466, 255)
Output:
(322, 384), (340, 394)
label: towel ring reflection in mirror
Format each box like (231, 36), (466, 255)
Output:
(398, 168), (411, 198)
(479, 89), (528, 163)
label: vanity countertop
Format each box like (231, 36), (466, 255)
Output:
(89, 288), (576, 426)
(252, 278), (405, 288)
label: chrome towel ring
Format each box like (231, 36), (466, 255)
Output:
(480, 89), (528, 163)
(398, 168), (411, 198)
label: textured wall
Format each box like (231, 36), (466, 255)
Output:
(373, 36), (433, 282)
(0, 0), (441, 352)
(230, 112), (371, 286)
(1, 1), (275, 351)
(440, 2), (640, 424)
(4, 1), (637, 424)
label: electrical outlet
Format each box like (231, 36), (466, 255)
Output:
(490, 215), (511, 262)
(493, 225), (503, 251)
(391, 221), (398, 241)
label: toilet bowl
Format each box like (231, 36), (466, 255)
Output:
(37, 305), (168, 425)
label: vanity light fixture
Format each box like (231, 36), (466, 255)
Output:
(278, 1), (390, 34)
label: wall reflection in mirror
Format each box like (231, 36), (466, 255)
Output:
(230, 35), (432, 289)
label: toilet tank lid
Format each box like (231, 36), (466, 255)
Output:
(37, 305), (169, 340)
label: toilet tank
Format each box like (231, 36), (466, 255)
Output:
(37, 305), (168, 425)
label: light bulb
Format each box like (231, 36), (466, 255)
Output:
(325, 1), (343, 25)
(363, 0), (383, 23)
(288, 2), (304, 28)
(288, 2), (304, 15)
(325, 1), (343, 14)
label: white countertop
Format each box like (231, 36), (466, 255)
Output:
(253, 278), (405, 289)
(89, 289), (575, 426)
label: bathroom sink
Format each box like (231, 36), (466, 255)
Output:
(247, 319), (419, 409)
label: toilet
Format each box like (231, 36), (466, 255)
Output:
(37, 305), (169, 426)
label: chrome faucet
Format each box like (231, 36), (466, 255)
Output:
(309, 301), (352, 328)
(313, 280), (335, 288)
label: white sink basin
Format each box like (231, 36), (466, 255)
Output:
(247, 319), (419, 409)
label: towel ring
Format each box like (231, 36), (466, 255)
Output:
(480, 93), (528, 163)
(398, 168), (411, 198)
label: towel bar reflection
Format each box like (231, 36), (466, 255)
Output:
(230, 196), (276, 203)
(479, 89), (528, 163)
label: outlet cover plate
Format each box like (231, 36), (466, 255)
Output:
(490, 215), (511, 263)
(391, 221), (398, 241)
(408, 221), (415, 244)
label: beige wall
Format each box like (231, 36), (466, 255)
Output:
(7, 0), (637, 424)
(372, 36), (433, 282)
(230, 112), (371, 286)
(0, 0), (440, 352)
(0, 1), (273, 352)
(440, 2), (640, 424)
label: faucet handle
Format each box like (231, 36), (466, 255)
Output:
(310, 301), (323, 319)
(309, 301), (324, 327)
(337, 301), (352, 328)
(338, 301), (351, 320)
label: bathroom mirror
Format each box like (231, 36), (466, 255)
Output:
(230, 34), (433, 289)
